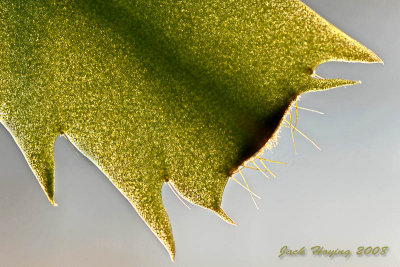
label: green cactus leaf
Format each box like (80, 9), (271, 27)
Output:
(0, 0), (381, 260)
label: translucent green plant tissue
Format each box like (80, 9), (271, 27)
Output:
(0, 0), (381, 260)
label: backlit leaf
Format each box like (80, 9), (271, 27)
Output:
(0, 0), (381, 260)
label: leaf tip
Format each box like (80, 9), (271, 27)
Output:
(214, 207), (236, 226)
(168, 245), (176, 262)
(310, 78), (360, 92)
(352, 46), (383, 64)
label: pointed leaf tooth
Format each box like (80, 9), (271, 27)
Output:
(327, 34), (382, 64)
(310, 78), (359, 92)
(315, 18), (382, 64)
(117, 177), (175, 261)
(170, 173), (232, 223)
(16, 136), (57, 205)
(299, 0), (382, 65)
(214, 207), (236, 226)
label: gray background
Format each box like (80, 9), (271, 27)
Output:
(0, 0), (399, 266)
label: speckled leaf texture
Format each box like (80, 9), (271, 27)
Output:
(0, 0), (381, 260)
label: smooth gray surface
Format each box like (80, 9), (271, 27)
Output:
(0, 1), (399, 266)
